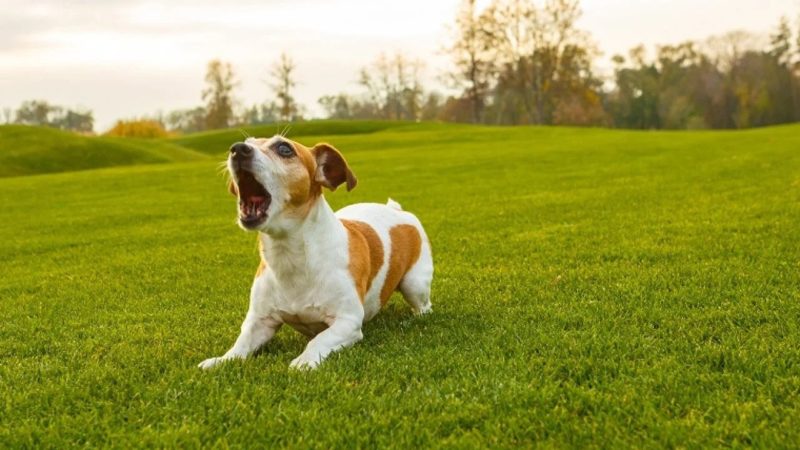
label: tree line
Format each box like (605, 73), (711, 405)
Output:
(4, 0), (798, 134)
(400, 0), (800, 129)
(218, 0), (800, 130)
(3, 101), (94, 133)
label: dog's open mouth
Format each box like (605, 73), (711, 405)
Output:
(235, 170), (271, 228)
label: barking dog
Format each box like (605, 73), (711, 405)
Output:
(199, 137), (433, 370)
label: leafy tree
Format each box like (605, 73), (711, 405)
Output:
(14, 100), (93, 133)
(319, 94), (354, 120)
(15, 100), (61, 126)
(56, 109), (94, 133)
(478, 0), (605, 125)
(239, 103), (279, 126)
(166, 107), (206, 134)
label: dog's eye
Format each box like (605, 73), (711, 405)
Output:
(276, 143), (295, 158)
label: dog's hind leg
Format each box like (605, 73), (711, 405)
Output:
(399, 242), (433, 315)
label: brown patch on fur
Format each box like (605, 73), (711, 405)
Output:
(290, 142), (322, 203)
(380, 224), (422, 305)
(341, 219), (384, 302)
(273, 140), (322, 219)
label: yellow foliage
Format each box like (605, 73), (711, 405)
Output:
(105, 120), (169, 138)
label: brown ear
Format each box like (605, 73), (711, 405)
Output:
(312, 143), (357, 192)
(228, 179), (238, 197)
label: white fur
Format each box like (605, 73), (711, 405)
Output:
(199, 138), (433, 370)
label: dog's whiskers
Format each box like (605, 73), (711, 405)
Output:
(279, 123), (292, 138)
(217, 160), (229, 177)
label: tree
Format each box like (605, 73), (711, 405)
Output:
(271, 53), (298, 122)
(56, 109), (94, 133)
(15, 100), (61, 126)
(420, 92), (445, 121)
(202, 60), (238, 130)
(319, 94), (354, 119)
(239, 103), (279, 125)
(166, 107), (206, 133)
(770, 17), (792, 66)
(359, 53), (426, 120)
(445, 0), (494, 123)
(14, 100), (94, 132)
(475, 0), (604, 125)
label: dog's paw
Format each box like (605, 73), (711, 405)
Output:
(289, 353), (320, 371)
(198, 356), (226, 370)
(415, 304), (432, 316)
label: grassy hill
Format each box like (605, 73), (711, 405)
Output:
(0, 125), (209, 177)
(1, 122), (798, 447)
(0, 121), (415, 177)
(167, 120), (415, 156)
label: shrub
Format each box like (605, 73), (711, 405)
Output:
(105, 120), (169, 138)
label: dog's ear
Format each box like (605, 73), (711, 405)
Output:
(312, 143), (357, 192)
(228, 179), (238, 197)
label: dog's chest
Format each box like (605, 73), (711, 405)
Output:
(271, 294), (333, 337)
(278, 311), (329, 337)
(254, 272), (348, 334)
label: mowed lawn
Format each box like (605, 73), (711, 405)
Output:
(1, 123), (799, 448)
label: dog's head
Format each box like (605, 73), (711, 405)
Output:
(226, 136), (356, 233)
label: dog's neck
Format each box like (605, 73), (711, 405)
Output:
(257, 196), (341, 279)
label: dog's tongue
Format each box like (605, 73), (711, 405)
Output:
(249, 196), (266, 205)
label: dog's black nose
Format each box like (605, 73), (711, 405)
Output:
(230, 142), (253, 159)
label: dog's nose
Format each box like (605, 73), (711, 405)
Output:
(230, 142), (253, 159)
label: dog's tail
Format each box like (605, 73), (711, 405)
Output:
(386, 198), (403, 211)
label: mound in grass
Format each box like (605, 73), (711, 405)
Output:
(168, 120), (414, 155)
(0, 125), (209, 177)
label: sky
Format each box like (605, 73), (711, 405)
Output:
(1, 0), (798, 130)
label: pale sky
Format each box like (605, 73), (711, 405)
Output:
(1, 0), (798, 131)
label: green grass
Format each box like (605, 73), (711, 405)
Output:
(1, 122), (799, 448)
(0, 125), (209, 177)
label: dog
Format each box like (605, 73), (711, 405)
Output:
(199, 136), (433, 370)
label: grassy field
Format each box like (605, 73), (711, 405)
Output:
(1, 122), (799, 448)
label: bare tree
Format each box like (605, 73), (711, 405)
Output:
(271, 53), (298, 122)
(705, 31), (762, 71)
(445, 0), (494, 123)
(359, 53), (426, 121)
(202, 60), (238, 130)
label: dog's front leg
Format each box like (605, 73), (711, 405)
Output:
(198, 312), (281, 370)
(289, 315), (363, 370)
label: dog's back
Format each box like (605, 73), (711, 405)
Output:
(337, 199), (433, 321)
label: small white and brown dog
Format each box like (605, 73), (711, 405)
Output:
(199, 136), (433, 370)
